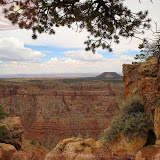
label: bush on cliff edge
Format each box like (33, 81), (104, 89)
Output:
(101, 95), (151, 143)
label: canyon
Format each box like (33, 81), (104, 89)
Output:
(0, 80), (124, 149)
(44, 58), (160, 160)
(0, 58), (160, 159)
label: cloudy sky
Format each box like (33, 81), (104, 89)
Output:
(0, 0), (160, 75)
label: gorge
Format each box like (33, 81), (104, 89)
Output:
(0, 58), (159, 160)
(0, 79), (124, 150)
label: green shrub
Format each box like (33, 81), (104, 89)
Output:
(132, 61), (138, 64)
(38, 142), (42, 145)
(0, 125), (6, 138)
(101, 95), (151, 143)
(120, 94), (144, 114)
(30, 140), (36, 145)
(122, 112), (150, 141)
(0, 105), (9, 120)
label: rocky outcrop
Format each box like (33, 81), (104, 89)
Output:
(45, 137), (135, 160)
(0, 117), (24, 150)
(135, 145), (160, 160)
(123, 58), (160, 138)
(123, 58), (160, 158)
(45, 137), (99, 160)
(0, 81), (123, 149)
(0, 143), (17, 160)
(103, 133), (146, 158)
(0, 117), (48, 160)
(14, 140), (49, 160)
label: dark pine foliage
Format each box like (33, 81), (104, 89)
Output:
(0, 0), (151, 52)
(135, 34), (160, 63)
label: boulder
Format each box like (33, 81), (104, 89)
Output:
(104, 134), (146, 158)
(45, 137), (100, 160)
(0, 143), (17, 160)
(12, 151), (33, 160)
(135, 145), (160, 160)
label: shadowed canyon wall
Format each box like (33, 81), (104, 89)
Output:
(0, 80), (123, 149)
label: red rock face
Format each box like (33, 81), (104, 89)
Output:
(123, 58), (160, 142)
(0, 81), (123, 149)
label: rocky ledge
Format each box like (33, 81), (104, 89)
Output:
(0, 117), (48, 160)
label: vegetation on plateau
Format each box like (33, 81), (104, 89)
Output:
(100, 95), (151, 144)
(0, 105), (9, 139)
(0, 125), (7, 139)
(30, 140), (36, 145)
(0, 105), (9, 120)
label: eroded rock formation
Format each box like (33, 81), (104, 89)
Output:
(123, 58), (160, 138)
(0, 117), (24, 150)
(123, 58), (160, 159)
(0, 81), (123, 149)
(45, 137), (134, 160)
(0, 117), (48, 160)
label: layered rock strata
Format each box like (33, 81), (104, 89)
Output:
(0, 81), (123, 149)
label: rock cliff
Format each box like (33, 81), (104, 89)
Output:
(123, 58), (160, 137)
(0, 80), (123, 149)
(123, 58), (160, 159)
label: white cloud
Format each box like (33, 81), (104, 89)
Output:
(0, 27), (87, 48)
(64, 50), (105, 62)
(0, 37), (45, 62)
(60, 57), (79, 64)
(42, 57), (79, 67)
(41, 51), (54, 54)
(113, 52), (135, 62)
(0, 49), (134, 75)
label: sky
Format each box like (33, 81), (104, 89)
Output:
(0, 0), (160, 75)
